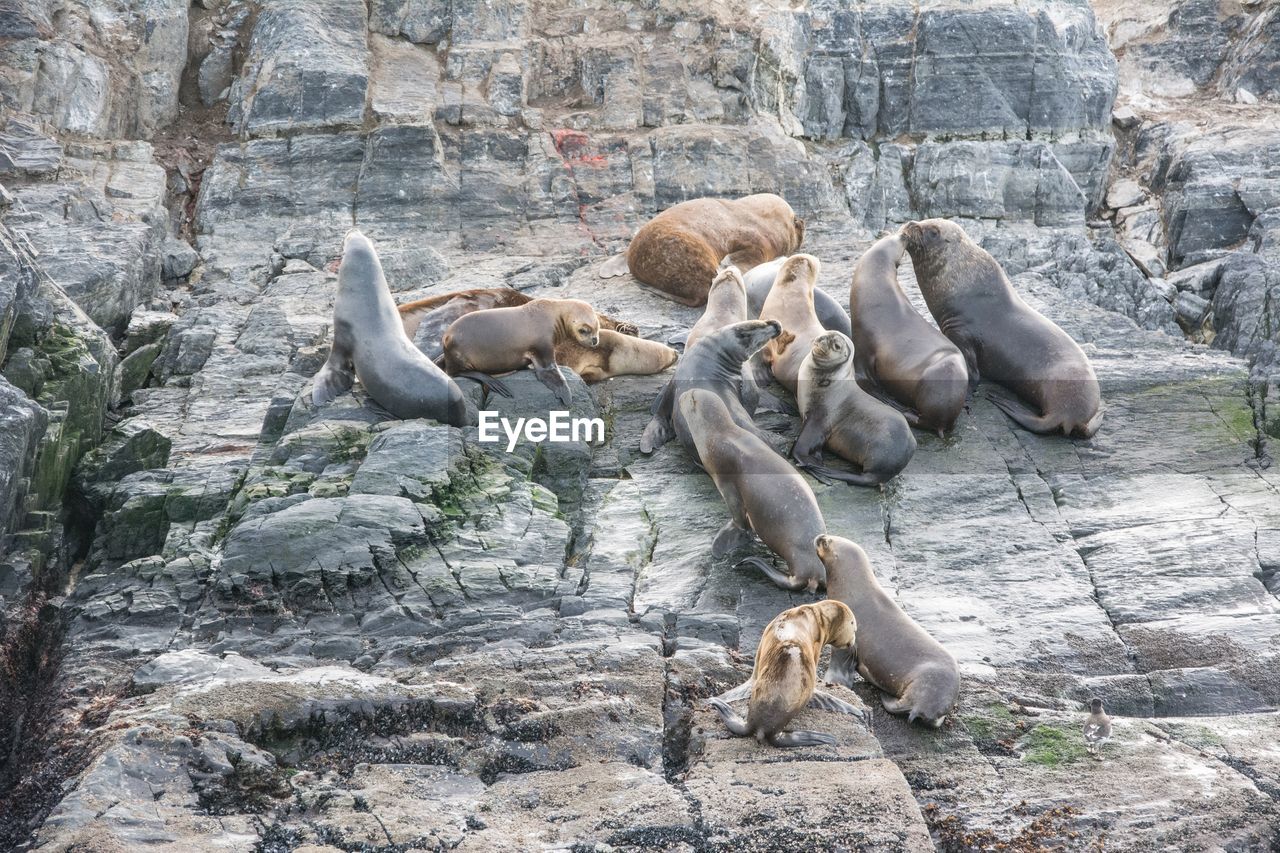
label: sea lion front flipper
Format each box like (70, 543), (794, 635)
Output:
(712, 520), (753, 559)
(598, 253), (630, 278)
(453, 371), (513, 398)
(714, 679), (753, 703)
(640, 416), (674, 455)
(825, 646), (859, 689)
(984, 385), (1060, 435)
(311, 356), (355, 406)
(809, 690), (867, 725)
(791, 411), (829, 469)
(533, 364), (574, 406)
(769, 729), (837, 748)
(736, 556), (808, 592)
(708, 698), (751, 737)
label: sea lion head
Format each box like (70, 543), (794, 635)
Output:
(338, 229), (386, 288)
(708, 265), (746, 301)
(1089, 697), (1104, 713)
(725, 319), (782, 360)
(777, 253), (820, 290)
(818, 599), (857, 649)
(559, 298), (601, 348)
(900, 219), (965, 267)
(790, 214), (806, 251)
(809, 331), (852, 371)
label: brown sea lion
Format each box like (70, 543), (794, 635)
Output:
(640, 320), (781, 458)
(708, 599), (861, 748)
(745, 256), (852, 339)
(398, 287), (637, 360)
(815, 534), (959, 728)
(677, 389), (828, 592)
(441, 297), (599, 406)
(795, 331), (915, 486)
(555, 330), (678, 382)
(621, 194), (805, 306)
(759, 254), (825, 395)
(901, 219), (1103, 437)
(312, 230), (469, 427)
(849, 234), (968, 435)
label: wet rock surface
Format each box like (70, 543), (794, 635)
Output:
(1, 0), (1279, 850)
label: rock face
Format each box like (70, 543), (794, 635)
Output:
(2, 0), (1280, 850)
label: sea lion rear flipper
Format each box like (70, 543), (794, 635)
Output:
(598, 253), (630, 278)
(1079, 406), (1104, 439)
(824, 646), (859, 689)
(533, 364), (573, 406)
(984, 386), (1060, 435)
(667, 329), (690, 349)
(800, 465), (885, 488)
(770, 729), (837, 748)
(712, 520), (753, 559)
(714, 679), (753, 703)
(454, 371), (513, 398)
(312, 358), (355, 406)
(880, 694), (913, 716)
(707, 698), (751, 737)
(755, 389), (798, 416)
(736, 556), (808, 592)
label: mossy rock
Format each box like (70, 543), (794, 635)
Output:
(1020, 723), (1089, 767)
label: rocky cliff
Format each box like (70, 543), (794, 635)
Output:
(1, 0), (1279, 850)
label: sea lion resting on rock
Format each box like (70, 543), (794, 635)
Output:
(678, 389), (828, 592)
(759, 254), (827, 395)
(640, 320), (780, 458)
(744, 256), (851, 339)
(399, 289), (673, 384)
(815, 534), (959, 728)
(795, 331), (915, 486)
(849, 234), (968, 435)
(901, 218), (1102, 438)
(399, 288), (637, 360)
(441, 297), (600, 406)
(312, 230), (469, 427)
(607, 194), (805, 306)
(708, 599), (862, 748)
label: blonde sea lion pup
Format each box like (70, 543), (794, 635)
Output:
(708, 600), (861, 748)
(398, 288), (638, 360)
(555, 329), (678, 382)
(794, 331), (916, 486)
(312, 230), (469, 427)
(901, 218), (1103, 437)
(849, 234), (968, 435)
(441, 297), (600, 406)
(758, 254), (826, 395)
(609, 194), (805, 306)
(677, 389), (828, 592)
(815, 534), (959, 727)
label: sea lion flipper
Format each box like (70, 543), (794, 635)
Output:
(736, 556), (808, 592)
(598, 253), (630, 278)
(791, 413), (828, 468)
(711, 520), (752, 559)
(984, 385), (1060, 434)
(708, 698), (750, 737)
(809, 690), (865, 720)
(533, 364), (573, 406)
(667, 329), (690, 349)
(453, 371), (512, 398)
(754, 389), (798, 416)
(769, 729), (837, 748)
(824, 646), (859, 689)
(311, 358), (355, 406)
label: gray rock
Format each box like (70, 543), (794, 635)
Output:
(1107, 179), (1146, 210)
(161, 239), (199, 280)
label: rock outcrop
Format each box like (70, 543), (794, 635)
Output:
(1, 0), (1279, 850)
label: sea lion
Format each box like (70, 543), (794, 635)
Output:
(684, 266), (749, 354)
(555, 329), (678, 382)
(901, 218), (1103, 437)
(745, 256), (852, 338)
(759, 254), (826, 395)
(622, 194), (805, 306)
(849, 234), (968, 435)
(441, 297), (600, 406)
(398, 288), (638, 361)
(312, 230), (469, 427)
(795, 331), (915, 486)
(677, 389), (827, 592)
(815, 534), (959, 728)
(708, 599), (861, 748)
(640, 320), (781, 458)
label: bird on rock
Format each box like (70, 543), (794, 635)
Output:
(1083, 697), (1112, 758)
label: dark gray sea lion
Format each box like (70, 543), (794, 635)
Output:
(849, 234), (968, 435)
(312, 230), (469, 427)
(900, 218), (1103, 438)
(794, 331), (915, 487)
(815, 534), (959, 728)
(677, 389), (828, 592)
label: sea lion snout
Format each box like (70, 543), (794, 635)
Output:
(814, 534), (834, 560)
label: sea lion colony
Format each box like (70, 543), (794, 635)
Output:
(315, 197), (1103, 745)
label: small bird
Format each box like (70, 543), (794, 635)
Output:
(1083, 697), (1112, 758)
